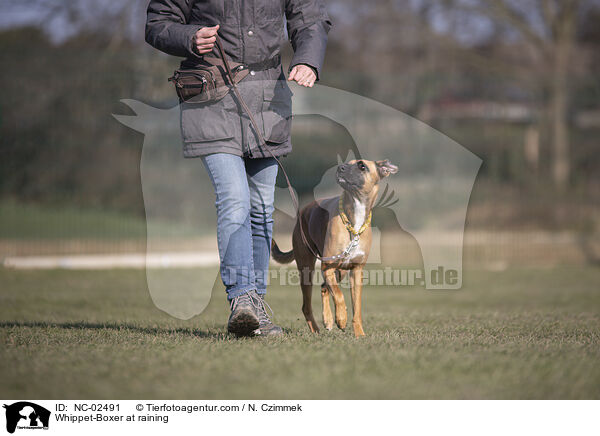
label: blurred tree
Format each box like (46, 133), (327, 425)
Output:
(1, 0), (599, 228)
(324, 0), (464, 115)
(0, 26), (143, 212)
(443, 0), (590, 190)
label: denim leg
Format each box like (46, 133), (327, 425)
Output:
(201, 153), (256, 301)
(245, 157), (278, 295)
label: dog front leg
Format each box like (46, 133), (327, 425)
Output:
(350, 266), (366, 337)
(323, 267), (347, 331)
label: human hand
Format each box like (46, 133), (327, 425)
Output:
(194, 25), (219, 54)
(288, 64), (317, 87)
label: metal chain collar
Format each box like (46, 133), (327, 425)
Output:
(320, 198), (371, 262)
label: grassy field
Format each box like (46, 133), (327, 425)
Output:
(0, 266), (599, 399)
(0, 200), (210, 240)
(0, 200), (219, 257)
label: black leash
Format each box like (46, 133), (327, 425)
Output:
(215, 35), (325, 261)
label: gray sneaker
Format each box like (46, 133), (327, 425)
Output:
(227, 291), (260, 337)
(252, 293), (283, 337)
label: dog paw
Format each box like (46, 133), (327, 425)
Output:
(306, 321), (320, 334)
(353, 323), (366, 337)
(336, 314), (347, 330)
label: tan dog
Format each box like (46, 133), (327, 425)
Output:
(272, 159), (398, 337)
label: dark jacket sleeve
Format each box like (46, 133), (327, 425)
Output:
(145, 0), (203, 58)
(285, 0), (332, 80)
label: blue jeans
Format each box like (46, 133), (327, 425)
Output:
(201, 153), (278, 301)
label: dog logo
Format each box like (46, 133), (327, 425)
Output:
(114, 81), (481, 318)
(3, 402), (50, 434)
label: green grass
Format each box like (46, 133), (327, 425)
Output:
(0, 200), (147, 239)
(0, 200), (205, 240)
(1, 266), (599, 399)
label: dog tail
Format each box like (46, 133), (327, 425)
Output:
(271, 239), (295, 264)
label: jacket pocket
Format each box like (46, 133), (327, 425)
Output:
(180, 97), (235, 143)
(262, 82), (292, 144)
(255, 0), (284, 22)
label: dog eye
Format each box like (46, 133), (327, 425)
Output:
(357, 161), (366, 171)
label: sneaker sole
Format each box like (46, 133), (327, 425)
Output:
(258, 326), (284, 337)
(227, 310), (260, 337)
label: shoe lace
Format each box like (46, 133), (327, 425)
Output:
(250, 292), (274, 327)
(230, 292), (252, 311)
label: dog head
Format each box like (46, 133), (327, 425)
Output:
(336, 159), (398, 198)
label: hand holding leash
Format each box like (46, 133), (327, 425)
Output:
(194, 25), (219, 54)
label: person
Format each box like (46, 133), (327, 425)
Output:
(145, 0), (331, 336)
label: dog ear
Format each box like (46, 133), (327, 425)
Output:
(376, 160), (398, 178)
